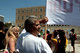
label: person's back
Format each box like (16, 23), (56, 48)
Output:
(16, 16), (52, 53)
(57, 29), (66, 53)
(16, 32), (52, 53)
(57, 39), (66, 53)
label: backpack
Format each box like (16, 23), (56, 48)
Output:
(74, 34), (77, 40)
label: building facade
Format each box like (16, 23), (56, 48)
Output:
(16, 6), (80, 36)
(16, 6), (45, 27)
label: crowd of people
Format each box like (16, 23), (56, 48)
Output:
(0, 16), (77, 53)
(0, 21), (20, 53)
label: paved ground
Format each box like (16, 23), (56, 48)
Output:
(66, 40), (80, 53)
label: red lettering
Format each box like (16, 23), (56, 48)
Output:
(75, 0), (80, 12)
(75, 0), (80, 4)
(57, 0), (61, 4)
(63, 0), (73, 13)
(57, 0), (61, 10)
(48, 0), (80, 13)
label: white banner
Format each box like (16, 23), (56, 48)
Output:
(46, 0), (80, 26)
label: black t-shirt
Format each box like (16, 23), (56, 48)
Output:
(0, 32), (5, 50)
(57, 39), (66, 53)
(69, 33), (75, 40)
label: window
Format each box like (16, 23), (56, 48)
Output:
(40, 15), (43, 18)
(22, 10), (24, 13)
(26, 9), (28, 12)
(35, 8), (37, 12)
(31, 9), (33, 13)
(18, 16), (19, 20)
(22, 16), (24, 20)
(18, 10), (20, 13)
(40, 8), (43, 12)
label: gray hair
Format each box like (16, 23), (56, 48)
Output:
(24, 15), (38, 32)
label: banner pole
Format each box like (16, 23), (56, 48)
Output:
(45, 0), (47, 40)
(45, 24), (47, 40)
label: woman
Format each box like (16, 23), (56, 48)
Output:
(4, 26), (19, 53)
(51, 30), (58, 53)
(52, 29), (68, 53)
(47, 34), (53, 50)
(57, 29), (66, 53)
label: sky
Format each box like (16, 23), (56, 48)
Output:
(0, 0), (46, 22)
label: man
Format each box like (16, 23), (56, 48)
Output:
(16, 16), (52, 53)
(69, 28), (76, 52)
(20, 16), (48, 34)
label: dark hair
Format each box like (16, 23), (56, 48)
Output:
(57, 29), (66, 53)
(24, 16), (38, 32)
(53, 30), (58, 38)
(70, 28), (75, 33)
(47, 34), (52, 40)
(57, 29), (65, 38)
(47, 30), (50, 34)
(47, 34), (53, 49)
(0, 21), (4, 30)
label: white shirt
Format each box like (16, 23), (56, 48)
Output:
(16, 32), (52, 53)
(21, 29), (26, 34)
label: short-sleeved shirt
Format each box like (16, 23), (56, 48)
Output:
(52, 38), (68, 48)
(16, 32), (52, 53)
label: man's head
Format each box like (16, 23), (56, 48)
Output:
(24, 16), (41, 35)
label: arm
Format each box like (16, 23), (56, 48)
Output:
(40, 38), (52, 53)
(51, 38), (58, 53)
(39, 17), (48, 24)
(8, 38), (15, 53)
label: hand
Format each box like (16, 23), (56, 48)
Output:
(39, 17), (48, 24)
